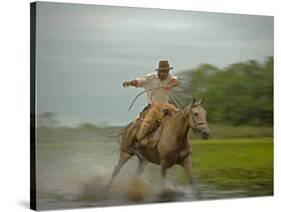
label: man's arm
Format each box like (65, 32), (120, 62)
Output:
(164, 79), (180, 90)
(169, 79), (180, 87)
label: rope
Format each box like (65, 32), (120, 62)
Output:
(128, 86), (166, 111)
(127, 86), (193, 125)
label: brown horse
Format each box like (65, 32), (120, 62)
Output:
(107, 98), (210, 197)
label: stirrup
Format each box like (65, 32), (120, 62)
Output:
(132, 142), (140, 150)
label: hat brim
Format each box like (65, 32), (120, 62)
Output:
(155, 67), (173, 71)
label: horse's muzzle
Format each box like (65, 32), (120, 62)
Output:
(198, 127), (210, 140)
(202, 131), (210, 139)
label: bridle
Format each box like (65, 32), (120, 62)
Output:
(188, 104), (207, 133)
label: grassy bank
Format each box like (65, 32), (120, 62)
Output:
(175, 137), (273, 197)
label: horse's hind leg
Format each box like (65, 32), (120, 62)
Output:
(106, 151), (133, 191)
(181, 155), (202, 199)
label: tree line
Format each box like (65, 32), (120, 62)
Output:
(173, 57), (273, 126)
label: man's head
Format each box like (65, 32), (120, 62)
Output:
(155, 60), (173, 81)
(158, 70), (169, 81)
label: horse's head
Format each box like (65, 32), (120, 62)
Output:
(186, 97), (210, 140)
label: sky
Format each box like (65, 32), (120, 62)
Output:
(36, 2), (273, 126)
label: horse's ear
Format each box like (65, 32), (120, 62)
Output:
(192, 97), (196, 105)
(200, 97), (205, 105)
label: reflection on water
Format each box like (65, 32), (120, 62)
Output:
(36, 127), (267, 210)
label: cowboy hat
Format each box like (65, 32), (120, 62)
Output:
(155, 60), (173, 71)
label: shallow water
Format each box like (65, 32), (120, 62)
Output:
(35, 127), (267, 210)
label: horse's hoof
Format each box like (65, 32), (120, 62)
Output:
(125, 176), (152, 202)
(157, 186), (179, 201)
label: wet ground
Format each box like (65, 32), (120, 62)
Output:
(35, 127), (272, 210)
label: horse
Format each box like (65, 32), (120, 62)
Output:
(107, 97), (210, 197)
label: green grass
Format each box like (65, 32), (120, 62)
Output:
(176, 137), (273, 196)
(190, 124), (273, 139)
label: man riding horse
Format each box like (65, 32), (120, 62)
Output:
(122, 60), (180, 149)
(106, 61), (210, 195)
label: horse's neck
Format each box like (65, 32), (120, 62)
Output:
(168, 109), (191, 143)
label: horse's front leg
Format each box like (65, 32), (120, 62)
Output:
(160, 162), (168, 187)
(136, 157), (147, 176)
(181, 155), (203, 199)
(106, 151), (133, 191)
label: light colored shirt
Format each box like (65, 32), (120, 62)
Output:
(135, 72), (178, 104)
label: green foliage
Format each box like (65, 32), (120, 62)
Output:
(175, 57), (273, 126)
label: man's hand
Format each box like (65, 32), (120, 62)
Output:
(122, 81), (131, 87)
(122, 80), (138, 88)
(163, 85), (172, 91)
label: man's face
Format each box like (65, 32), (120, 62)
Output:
(157, 70), (169, 81)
